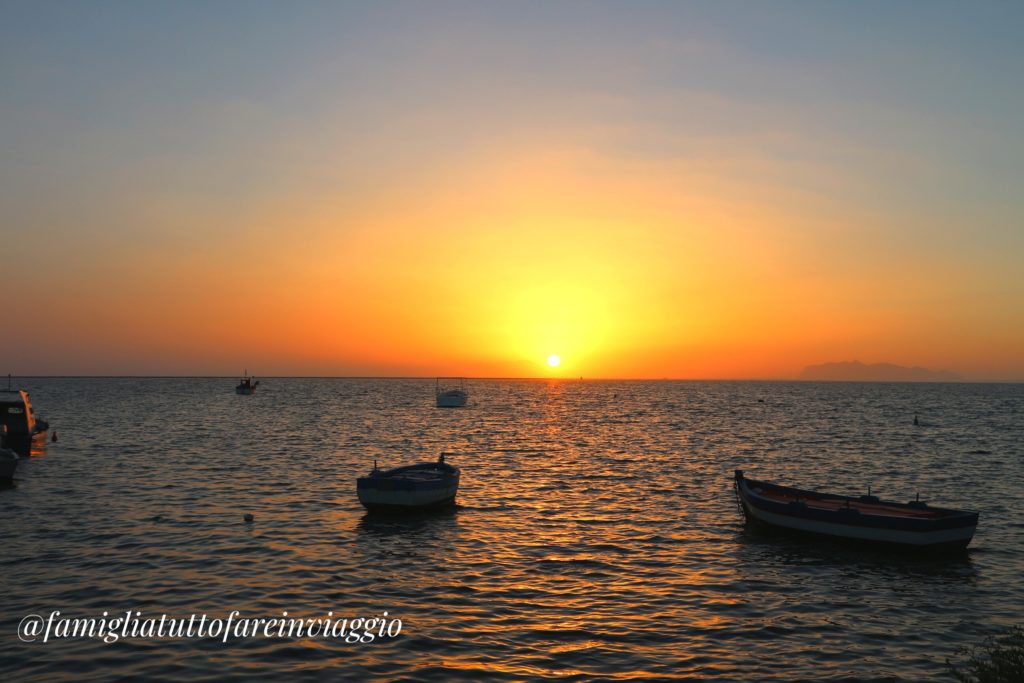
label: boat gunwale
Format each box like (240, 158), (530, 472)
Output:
(357, 463), (460, 492)
(360, 462), (460, 479)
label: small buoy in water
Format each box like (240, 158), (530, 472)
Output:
(244, 513), (254, 523)
(51, 431), (58, 442)
(913, 414), (920, 426)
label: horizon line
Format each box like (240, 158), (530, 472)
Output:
(5, 375), (1023, 384)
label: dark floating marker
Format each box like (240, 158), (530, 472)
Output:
(52, 430), (58, 443)
(913, 414), (920, 426)
(244, 513), (254, 523)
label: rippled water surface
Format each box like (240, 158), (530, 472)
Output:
(3, 379), (1023, 681)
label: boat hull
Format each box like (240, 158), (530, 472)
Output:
(0, 430), (45, 457)
(0, 448), (18, 482)
(435, 391), (467, 408)
(734, 471), (978, 551)
(357, 462), (460, 513)
(358, 491), (458, 513)
(738, 499), (976, 550)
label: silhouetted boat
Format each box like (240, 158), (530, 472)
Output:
(733, 470), (978, 550)
(0, 426), (18, 483)
(357, 454), (460, 512)
(235, 372), (259, 395)
(1, 378), (49, 455)
(435, 378), (468, 407)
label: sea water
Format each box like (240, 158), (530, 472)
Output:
(2, 378), (1022, 681)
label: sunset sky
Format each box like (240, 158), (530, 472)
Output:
(3, 2), (1022, 379)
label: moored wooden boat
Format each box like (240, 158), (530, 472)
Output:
(357, 454), (460, 512)
(435, 378), (468, 408)
(733, 470), (978, 550)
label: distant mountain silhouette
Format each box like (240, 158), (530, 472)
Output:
(799, 361), (961, 382)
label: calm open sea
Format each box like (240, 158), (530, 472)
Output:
(2, 378), (1022, 681)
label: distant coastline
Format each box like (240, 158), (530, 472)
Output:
(799, 360), (961, 382)
(8, 372), (1018, 382)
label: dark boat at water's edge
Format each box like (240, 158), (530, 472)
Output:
(0, 383), (49, 455)
(734, 470), (979, 551)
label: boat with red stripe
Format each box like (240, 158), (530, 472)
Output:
(733, 469), (978, 551)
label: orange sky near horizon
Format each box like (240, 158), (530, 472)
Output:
(3, 4), (1022, 380)
(9, 143), (1021, 380)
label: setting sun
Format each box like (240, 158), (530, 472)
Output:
(1, 2), (1021, 384)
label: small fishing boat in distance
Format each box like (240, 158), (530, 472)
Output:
(1, 376), (49, 455)
(435, 378), (468, 408)
(734, 470), (979, 551)
(235, 371), (259, 395)
(357, 454), (460, 513)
